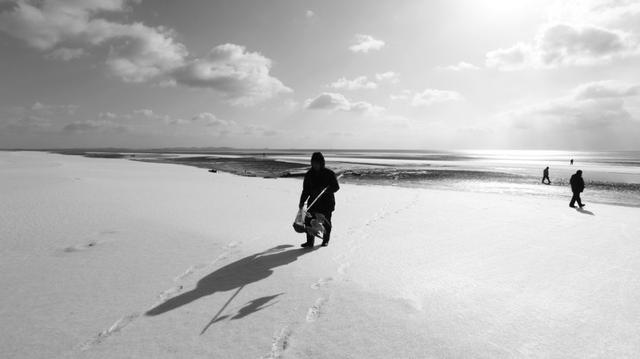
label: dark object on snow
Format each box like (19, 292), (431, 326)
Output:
(208, 169), (217, 173)
(569, 170), (585, 208)
(298, 153), (339, 214)
(298, 152), (339, 247)
(542, 166), (551, 185)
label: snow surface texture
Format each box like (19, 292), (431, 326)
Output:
(1, 151), (639, 358)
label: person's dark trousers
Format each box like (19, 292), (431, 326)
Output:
(304, 212), (332, 246)
(542, 176), (550, 184)
(570, 192), (583, 207)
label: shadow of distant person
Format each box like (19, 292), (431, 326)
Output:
(232, 293), (283, 320)
(146, 245), (316, 316)
(199, 293), (284, 332)
(576, 207), (595, 216)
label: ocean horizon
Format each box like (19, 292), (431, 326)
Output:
(31, 148), (640, 208)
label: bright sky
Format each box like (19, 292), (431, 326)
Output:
(0, 0), (639, 149)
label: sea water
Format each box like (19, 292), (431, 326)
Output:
(68, 149), (640, 207)
(269, 150), (640, 208)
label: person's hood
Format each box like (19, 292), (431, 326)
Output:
(311, 152), (325, 168)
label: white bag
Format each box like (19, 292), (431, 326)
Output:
(293, 207), (307, 233)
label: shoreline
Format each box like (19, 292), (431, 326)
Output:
(46, 149), (640, 208)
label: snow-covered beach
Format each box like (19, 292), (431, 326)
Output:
(2, 151), (640, 358)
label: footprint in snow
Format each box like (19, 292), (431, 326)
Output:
(311, 277), (333, 289)
(306, 297), (327, 322)
(80, 312), (140, 350)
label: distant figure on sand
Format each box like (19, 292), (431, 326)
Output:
(542, 166), (551, 185)
(569, 170), (585, 208)
(570, 158), (574, 165)
(299, 152), (339, 248)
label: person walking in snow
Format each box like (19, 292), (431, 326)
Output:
(298, 152), (339, 248)
(569, 170), (585, 208)
(542, 166), (551, 185)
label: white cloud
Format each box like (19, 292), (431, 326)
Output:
(305, 92), (350, 110)
(30, 102), (44, 111)
(486, 1), (640, 70)
(0, 0), (186, 82)
(23, 102), (79, 116)
(99, 112), (118, 119)
(348, 101), (385, 116)
(328, 76), (377, 90)
(243, 124), (282, 137)
(172, 44), (292, 106)
(0, 2), (290, 105)
(436, 61), (481, 71)
(487, 24), (637, 69)
(0, 0), (131, 50)
(391, 89), (463, 106)
(191, 112), (235, 127)
(305, 10), (314, 18)
(548, 0), (640, 33)
(349, 34), (385, 53)
(99, 22), (188, 83)
(166, 118), (188, 126)
(98, 108), (180, 122)
(328, 72), (398, 90)
(572, 80), (639, 100)
(496, 80), (640, 148)
(537, 23), (635, 66)
(63, 120), (127, 133)
(190, 112), (239, 136)
(46, 47), (86, 61)
(304, 92), (384, 116)
(0, 0), (182, 80)
(133, 108), (155, 117)
(106, 108), (187, 125)
(375, 71), (400, 83)
(486, 43), (533, 70)
(410, 89), (463, 107)
(390, 90), (412, 102)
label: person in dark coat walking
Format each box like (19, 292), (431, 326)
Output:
(542, 166), (551, 185)
(298, 152), (339, 248)
(569, 170), (585, 208)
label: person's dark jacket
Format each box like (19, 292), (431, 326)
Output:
(570, 173), (584, 193)
(299, 168), (339, 214)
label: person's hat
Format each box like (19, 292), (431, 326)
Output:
(311, 152), (325, 167)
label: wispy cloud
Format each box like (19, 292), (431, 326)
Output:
(328, 72), (398, 90)
(349, 34), (385, 53)
(436, 62), (481, 71)
(391, 89), (463, 107)
(304, 92), (384, 116)
(63, 120), (127, 134)
(374, 71), (400, 83)
(192, 112), (235, 128)
(411, 89), (463, 107)
(328, 76), (377, 90)
(46, 47), (86, 61)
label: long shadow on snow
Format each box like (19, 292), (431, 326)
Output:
(146, 245), (317, 316)
(576, 207), (595, 216)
